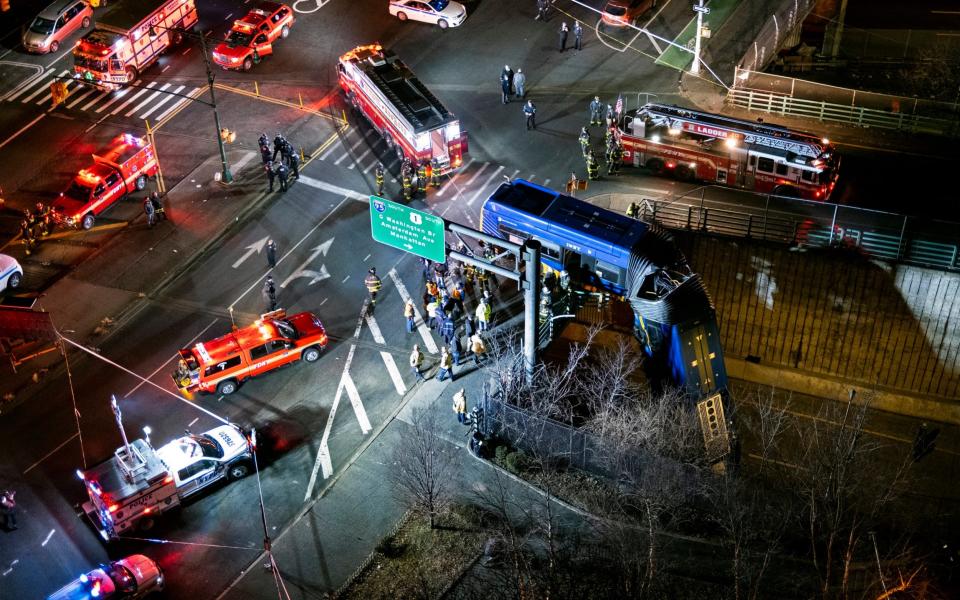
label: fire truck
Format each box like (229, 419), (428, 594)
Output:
(78, 424), (254, 541)
(337, 43), (466, 175)
(53, 133), (158, 230)
(173, 309), (328, 396)
(212, 2), (295, 71)
(617, 103), (840, 201)
(73, 0), (198, 89)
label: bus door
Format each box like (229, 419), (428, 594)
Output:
(431, 129), (449, 165)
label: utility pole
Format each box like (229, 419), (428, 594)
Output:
(196, 28), (233, 184)
(522, 240), (541, 384)
(691, 0), (710, 76)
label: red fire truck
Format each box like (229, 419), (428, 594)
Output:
(73, 0), (198, 89)
(337, 43), (466, 174)
(53, 133), (158, 230)
(617, 103), (840, 200)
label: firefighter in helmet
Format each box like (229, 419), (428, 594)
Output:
(610, 140), (623, 176)
(578, 127), (590, 158)
(417, 160), (428, 194)
(35, 202), (50, 237)
(375, 162), (385, 197)
(19, 219), (35, 255)
(364, 267), (383, 305)
(626, 201), (641, 219)
(586, 149), (599, 181)
(430, 158), (441, 188)
(402, 170), (413, 201)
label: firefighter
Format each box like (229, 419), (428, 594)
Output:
(626, 201), (640, 219)
(19, 219), (35, 256)
(144, 196), (156, 228)
(289, 150), (300, 180)
(375, 162), (385, 196)
(605, 137), (615, 168)
(417, 160), (428, 194)
(605, 103), (615, 128)
(604, 125), (613, 148)
(365, 267), (382, 305)
(579, 127), (590, 158)
(265, 161), (276, 192)
(35, 202), (50, 237)
(589, 96), (603, 126)
(586, 149), (599, 180)
(263, 275), (278, 311)
(402, 169), (413, 201)
(276, 162), (290, 192)
(430, 158), (441, 188)
(149, 192), (166, 222)
(610, 141), (623, 176)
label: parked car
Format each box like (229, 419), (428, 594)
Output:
(601, 0), (656, 27)
(22, 0), (93, 54)
(388, 0), (467, 29)
(46, 554), (164, 599)
(0, 254), (23, 292)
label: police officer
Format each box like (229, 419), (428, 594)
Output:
(523, 99), (537, 130)
(280, 140), (294, 166)
(258, 133), (269, 150)
(272, 132), (285, 162)
(417, 160), (428, 194)
(500, 65), (512, 104)
(263, 275), (278, 311)
(579, 127), (590, 158)
(573, 20), (583, 50)
(431, 158), (441, 188)
(535, 0), (548, 20)
(276, 162), (289, 192)
(375, 162), (385, 196)
(144, 195), (156, 228)
(558, 22), (569, 52)
(288, 150), (300, 180)
(589, 96), (603, 126)
(586, 149), (599, 180)
(260, 143), (272, 166)
(365, 267), (382, 305)
(266, 239), (277, 268)
(265, 161), (276, 192)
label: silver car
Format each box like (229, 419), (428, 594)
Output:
(22, 0), (93, 54)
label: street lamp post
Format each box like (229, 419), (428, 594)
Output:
(691, 0), (710, 76)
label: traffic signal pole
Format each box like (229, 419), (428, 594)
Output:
(196, 29), (233, 184)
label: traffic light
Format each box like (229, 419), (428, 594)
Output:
(219, 128), (236, 143)
(50, 82), (69, 106)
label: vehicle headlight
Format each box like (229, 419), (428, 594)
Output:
(231, 57), (240, 62)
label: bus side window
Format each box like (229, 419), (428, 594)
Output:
(594, 260), (622, 287)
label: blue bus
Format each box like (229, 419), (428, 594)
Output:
(480, 179), (727, 399)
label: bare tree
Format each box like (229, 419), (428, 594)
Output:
(389, 406), (457, 529)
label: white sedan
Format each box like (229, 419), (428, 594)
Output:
(389, 0), (467, 28)
(0, 254), (23, 293)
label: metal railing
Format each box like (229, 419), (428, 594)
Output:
(637, 192), (960, 272)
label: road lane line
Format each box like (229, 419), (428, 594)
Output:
(297, 175), (368, 201)
(467, 165), (505, 206)
(79, 90), (110, 111)
(123, 319), (219, 398)
(111, 82), (155, 115)
(543, 178), (551, 187)
(188, 417), (199, 427)
(231, 150), (258, 174)
(436, 157), (474, 197)
(381, 351), (407, 395)
(138, 84), (184, 119)
(4, 68), (52, 101)
(0, 113), (47, 151)
(318, 138), (342, 160)
(21, 69), (67, 103)
(125, 83), (170, 117)
(464, 161), (489, 186)
(333, 137), (365, 165)
(41, 530), (55, 546)
(509, 169), (520, 181)
(348, 145), (373, 169)
(343, 371), (371, 431)
(365, 312), (386, 344)
(388, 268), (437, 353)
(152, 87), (198, 122)
(23, 432), (78, 474)
(93, 87), (131, 113)
(307, 340), (355, 496)
(65, 87), (96, 109)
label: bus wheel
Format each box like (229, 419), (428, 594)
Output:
(646, 158), (664, 175)
(217, 379), (238, 395)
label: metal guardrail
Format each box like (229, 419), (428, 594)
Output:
(639, 195), (960, 272)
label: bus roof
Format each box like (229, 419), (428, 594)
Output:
(488, 179), (649, 251)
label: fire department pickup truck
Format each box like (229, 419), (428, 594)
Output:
(53, 134), (158, 230)
(174, 309), (328, 396)
(212, 2), (295, 71)
(78, 424), (254, 541)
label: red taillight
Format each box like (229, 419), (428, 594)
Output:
(143, 507), (152, 514)
(666, 161), (675, 169)
(163, 475), (173, 484)
(108, 504), (119, 513)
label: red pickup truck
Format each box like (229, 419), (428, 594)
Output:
(54, 134), (158, 230)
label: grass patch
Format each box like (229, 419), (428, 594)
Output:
(342, 504), (487, 600)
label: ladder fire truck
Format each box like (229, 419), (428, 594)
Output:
(73, 0), (198, 89)
(617, 103), (840, 201)
(337, 43), (466, 175)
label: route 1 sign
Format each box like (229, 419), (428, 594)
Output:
(369, 196), (446, 263)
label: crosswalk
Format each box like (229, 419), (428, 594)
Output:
(315, 130), (553, 208)
(3, 67), (202, 123)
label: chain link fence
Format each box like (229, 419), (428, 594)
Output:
(737, 0), (819, 74)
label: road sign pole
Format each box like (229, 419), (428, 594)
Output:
(691, 0), (708, 76)
(522, 240), (541, 386)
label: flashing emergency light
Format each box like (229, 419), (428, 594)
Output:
(651, 134), (661, 143)
(108, 503), (119, 513)
(80, 573), (89, 583)
(689, 162), (696, 169)
(76, 469), (85, 480)
(91, 580), (102, 597)
(724, 137), (738, 148)
(667, 127), (681, 136)
(445, 122), (460, 140)
(821, 137), (830, 145)
(163, 474), (174, 484)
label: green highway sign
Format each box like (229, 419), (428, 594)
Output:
(369, 196), (446, 263)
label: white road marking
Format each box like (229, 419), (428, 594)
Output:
(111, 82), (156, 115)
(123, 319), (219, 398)
(125, 83), (170, 117)
(232, 236), (270, 269)
(79, 90), (110, 111)
(0, 113), (46, 151)
(348, 146), (373, 169)
(23, 432), (78, 474)
(343, 371), (370, 433)
(467, 165), (505, 206)
(341, 275), (350, 284)
(138, 84), (184, 119)
(189, 417), (199, 427)
(381, 351), (407, 395)
(41, 530), (55, 546)
(65, 87), (96, 109)
(363, 253), (371, 261)
(365, 312), (386, 344)
(4, 68), (52, 102)
(318, 138), (342, 160)
(543, 178), (551, 187)
(153, 90), (195, 123)
(389, 268), (437, 353)
(464, 161), (489, 187)
(2, 559), (19, 577)
(436, 157), (474, 197)
(509, 169), (520, 181)
(297, 174), (368, 201)
(231, 150), (258, 173)
(333, 138), (366, 165)
(22, 69), (68, 103)
(94, 87), (131, 113)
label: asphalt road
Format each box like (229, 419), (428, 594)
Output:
(0, 0), (957, 598)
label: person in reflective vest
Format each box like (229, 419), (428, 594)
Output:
(586, 150), (599, 180)
(365, 267), (382, 304)
(375, 162), (385, 196)
(417, 161), (428, 194)
(431, 158), (441, 188)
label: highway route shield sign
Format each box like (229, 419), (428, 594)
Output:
(369, 196), (445, 263)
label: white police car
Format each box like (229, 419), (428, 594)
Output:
(388, 0), (467, 28)
(155, 424), (254, 499)
(0, 253), (23, 293)
(46, 554), (164, 599)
